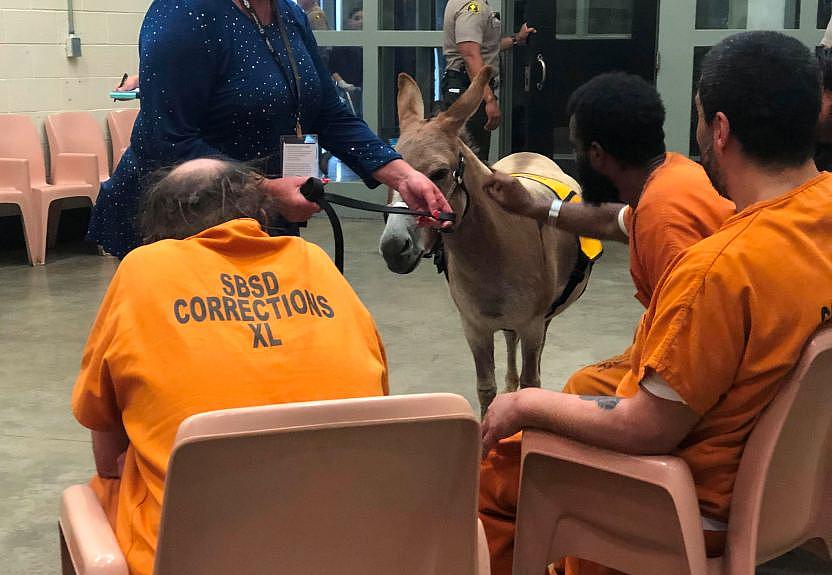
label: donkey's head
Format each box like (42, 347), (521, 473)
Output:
(379, 67), (493, 274)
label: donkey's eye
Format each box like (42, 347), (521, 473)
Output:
(428, 168), (450, 182)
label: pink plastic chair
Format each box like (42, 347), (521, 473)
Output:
(106, 109), (138, 172)
(0, 115), (98, 265)
(45, 112), (110, 183)
(513, 326), (832, 575)
(60, 393), (490, 575)
(0, 135), (39, 265)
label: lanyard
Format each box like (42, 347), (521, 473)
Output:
(239, 0), (304, 137)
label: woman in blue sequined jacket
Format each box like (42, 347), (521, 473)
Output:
(91, 0), (450, 258)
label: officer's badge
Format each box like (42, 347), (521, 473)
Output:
(466, 1), (481, 13)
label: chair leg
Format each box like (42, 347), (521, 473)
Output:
(59, 524), (77, 575)
(37, 198), (53, 264)
(46, 201), (62, 250)
(20, 201), (42, 266)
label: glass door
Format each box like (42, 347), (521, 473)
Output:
(508, 0), (659, 174)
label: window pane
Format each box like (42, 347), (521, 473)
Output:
(689, 46), (711, 157)
(378, 47), (443, 142)
(379, 0), (448, 30)
(555, 0), (633, 39)
(294, 0), (364, 31)
(557, 0), (579, 35)
(320, 46), (365, 182)
(819, 0), (831, 29)
(696, 0), (747, 29)
(587, 0), (633, 35)
(696, 0), (800, 30)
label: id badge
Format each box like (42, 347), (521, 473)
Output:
(281, 134), (320, 178)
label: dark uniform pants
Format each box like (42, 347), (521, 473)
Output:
(442, 69), (491, 163)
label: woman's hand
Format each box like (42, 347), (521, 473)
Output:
(260, 176), (321, 222)
(116, 74), (140, 92)
(374, 159), (453, 227)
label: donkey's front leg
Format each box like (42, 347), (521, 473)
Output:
(518, 322), (547, 389)
(503, 330), (520, 392)
(462, 321), (497, 418)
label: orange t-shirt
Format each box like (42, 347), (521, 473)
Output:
(628, 152), (736, 307)
(618, 172), (832, 524)
(73, 219), (388, 575)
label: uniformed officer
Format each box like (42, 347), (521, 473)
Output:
(443, 0), (535, 162)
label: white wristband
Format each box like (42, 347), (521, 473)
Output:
(547, 198), (563, 226)
(617, 205), (629, 238)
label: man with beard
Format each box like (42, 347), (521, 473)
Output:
(485, 72), (734, 401)
(477, 32), (832, 575)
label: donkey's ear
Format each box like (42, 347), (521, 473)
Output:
(397, 73), (425, 132)
(437, 66), (494, 135)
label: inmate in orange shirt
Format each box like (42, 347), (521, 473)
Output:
(619, 172), (832, 525)
(73, 219), (388, 575)
(563, 152), (734, 396)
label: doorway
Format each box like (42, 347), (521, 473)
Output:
(507, 0), (659, 173)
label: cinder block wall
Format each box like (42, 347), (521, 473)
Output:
(0, 0), (150, 171)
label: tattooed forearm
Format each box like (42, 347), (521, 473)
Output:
(580, 396), (621, 411)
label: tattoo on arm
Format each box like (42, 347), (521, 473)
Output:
(580, 395), (621, 411)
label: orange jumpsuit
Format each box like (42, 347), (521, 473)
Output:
(74, 219), (388, 575)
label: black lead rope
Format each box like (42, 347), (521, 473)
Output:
(299, 177), (455, 274)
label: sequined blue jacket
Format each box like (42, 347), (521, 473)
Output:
(90, 0), (400, 258)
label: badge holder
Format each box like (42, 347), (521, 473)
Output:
(281, 133), (320, 178)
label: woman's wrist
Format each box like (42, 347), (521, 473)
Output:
(374, 158), (412, 189)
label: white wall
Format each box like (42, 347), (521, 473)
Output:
(0, 0), (150, 167)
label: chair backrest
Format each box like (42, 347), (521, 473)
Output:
(45, 112), (110, 181)
(0, 114), (47, 187)
(154, 393), (482, 575)
(726, 326), (832, 566)
(106, 109), (138, 171)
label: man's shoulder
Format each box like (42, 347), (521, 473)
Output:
(448, 0), (487, 17)
(646, 153), (719, 200)
(119, 238), (185, 275)
(663, 209), (764, 295)
(639, 153), (735, 222)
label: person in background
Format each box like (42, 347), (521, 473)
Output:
(92, 0), (450, 259)
(75, 158), (389, 575)
(330, 4), (364, 113)
(478, 31), (832, 575)
(442, 0), (535, 161)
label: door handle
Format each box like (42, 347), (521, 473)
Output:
(536, 53), (547, 91)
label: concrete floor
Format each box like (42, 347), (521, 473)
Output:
(0, 217), (829, 574)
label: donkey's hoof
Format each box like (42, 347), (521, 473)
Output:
(478, 389), (497, 419)
(504, 378), (520, 393)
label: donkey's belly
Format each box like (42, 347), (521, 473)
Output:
(448, 266), (558, 329)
